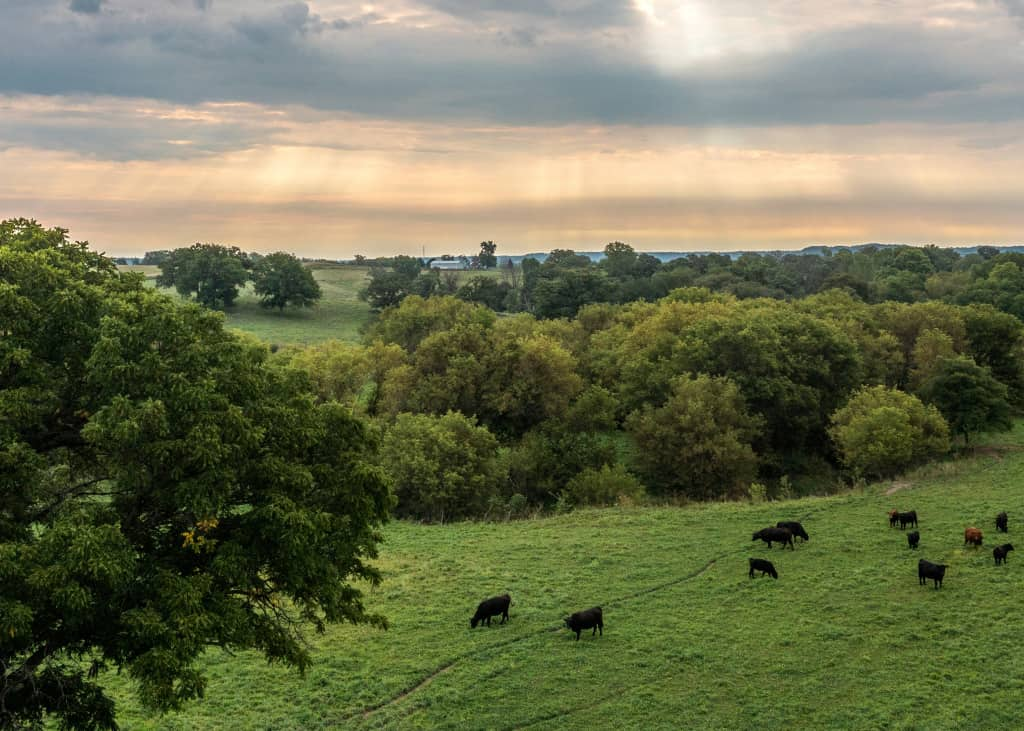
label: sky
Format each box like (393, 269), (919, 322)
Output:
(2, 1), (1023, 258)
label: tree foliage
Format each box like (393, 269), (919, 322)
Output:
(0, 220), (392, 728)
(829, 386), (949, 478)
(379, 412), (506, 522)
(626, 374), (763, 500)
(251, 251), (322, 310)
(477, 240), (497, 269)
(155, 243), (250, 309)
(920, 357), (1013, 444)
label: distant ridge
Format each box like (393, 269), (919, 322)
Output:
(496, 243), (1024, 266)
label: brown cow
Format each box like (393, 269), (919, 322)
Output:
(964, 527), (983, 546)
(888, 509), (899, 527)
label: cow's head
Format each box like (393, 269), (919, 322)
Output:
(471, 617), (479, 629)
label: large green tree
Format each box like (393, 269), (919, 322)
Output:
(0, 220), (392, 729)
(251, 252), (322, 310)
(920, 356), (1013, 444)
(829, 386), (950, 479)
(626, 374), (763, 500)
(155, 243), (250, 309)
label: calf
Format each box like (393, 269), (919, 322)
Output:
(964, 527), (983, 547)
(994, 543), (1014, 565)
(898, 511), (918, 529)
(996, 512), (1008, 533)
(889, 509), (899, 528)
(564, 606), (603, 640)
(907, 530), (920, 550)
(470, 594), (511, 629)
(918, 559), (946, 589)
(748, 557), (778, 579)
(752, 527), (795, 550)
(776, 521), (809, 542)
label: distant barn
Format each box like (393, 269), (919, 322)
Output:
(429, 258), (471, 270)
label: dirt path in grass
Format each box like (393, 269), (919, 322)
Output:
(885, 481), (913, 496)
(357, 500), (842, 726)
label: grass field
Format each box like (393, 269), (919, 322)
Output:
(123, 265), (373, 345)
(103, 424), (1024, 729)
(123, 264), (510, 346)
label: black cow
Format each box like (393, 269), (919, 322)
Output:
(470, 594), (511, 628)
(776, 521), (809, 542)
(898, 511), (918, 529)
(994, 543), (1014, 565)
(564, 606), (603, 640)
(907, 531), (920, 550)
(748, 558), (778, 579)
(752, 527), (794, 550)
(918, 559), (946, 589)
(996, 512), (1008, 533)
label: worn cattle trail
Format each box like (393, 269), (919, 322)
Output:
(357, 556), (725, 725)
(357, 499), (842, 726)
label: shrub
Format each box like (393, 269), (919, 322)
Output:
(564, 465), (646, 507)
(380, 411), (507, 521)
(829, 385), (950, 479)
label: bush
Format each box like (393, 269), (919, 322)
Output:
(829, 385), (950, 479)
(564, 465), (646, 507)
(380, 411), (507, 521)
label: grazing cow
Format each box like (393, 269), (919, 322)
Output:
(994, 544), (1014, 565)
(776, 521), (809, 542)
(907, 530), (920, 550)
(918, 559), (946, 589)
(889, 509), (899, 528)
(996, 512), (1008, 533)
(564, 606), (603, 640)
(470, 594), (511, 629)
(898, 511), (918, 529)
(964, 527), (984, 547)
(748, 558), (778, 579)
(752, 527), (795, 550)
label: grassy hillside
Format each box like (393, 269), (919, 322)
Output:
(103, 424), (1024, 729)
(123, 264), (373, 344)
(122, 264), (509, 345)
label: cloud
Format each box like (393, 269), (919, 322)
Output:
(69, 0), (103, 14)
(0, 1), (1022, 130)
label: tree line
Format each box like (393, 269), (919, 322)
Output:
(362, 240), (1024, 325)
(280, 285), (1020, 522)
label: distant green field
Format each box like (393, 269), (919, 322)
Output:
(123, 265), (373, 345)
(122, 264), (510, 346)
(105, 424), (1024, 729)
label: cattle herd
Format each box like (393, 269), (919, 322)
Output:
(470, 510), (1015, 641)
(747, 510), (1015, 590)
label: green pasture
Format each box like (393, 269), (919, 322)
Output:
(122, 264), (508, 346)
(105, 424), (1024, 729)
(123, 264), (372, 345)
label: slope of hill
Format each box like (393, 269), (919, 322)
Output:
(104, 424), (1024, 730)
